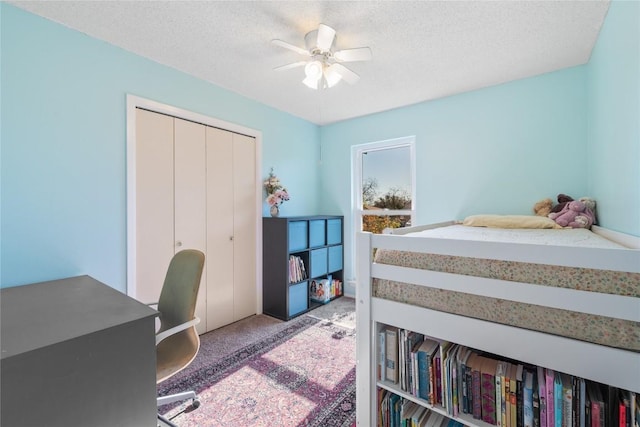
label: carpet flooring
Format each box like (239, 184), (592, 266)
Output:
(158, 297), (356, 427)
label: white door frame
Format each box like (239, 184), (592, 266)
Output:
(125, 94), (263, 315)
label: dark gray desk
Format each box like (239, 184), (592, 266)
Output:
(1, 275), (158, 427)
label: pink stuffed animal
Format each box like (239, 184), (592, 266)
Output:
(548, 200), (595, 228)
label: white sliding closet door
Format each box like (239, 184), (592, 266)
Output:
(233, 133), (257, 320)
(132, 106), (257, 334)
(134, 109), (174, 305)
(174, 118), (207, 334)
(205, 127), (235, 330)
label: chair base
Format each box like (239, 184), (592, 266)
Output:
(157, 390), (201, 408)
(157, 413), (178, 427)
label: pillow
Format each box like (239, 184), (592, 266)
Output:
(462, 214), (563, 229)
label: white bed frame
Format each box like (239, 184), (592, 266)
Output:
(355, 221), (640, 426)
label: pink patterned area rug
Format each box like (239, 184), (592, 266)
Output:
(158, 315), (356, 427)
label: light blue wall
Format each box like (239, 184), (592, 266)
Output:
(3, 2), (637, 295)
(1, 4), (320, 289)
(321, 67), (589, 286)
(587, 0), (640, 236)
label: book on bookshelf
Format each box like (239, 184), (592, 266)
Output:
(288, 255), (308, 283)
(587, 381), (605, 427)
(517, 364), (525, 427)
(509, 363), (517, 427)
(460, 347), (473, 415)
(561, 373), (573, 427)
(497, 361), (506, 427)
(546, 368), (556, 427)
(468, 353), (483, 420)
(533, 368), (541, 427)
(538, 366), (548, 427)
(378, 330), (386, 382)
(554, 372), (564, 427)
(578, 378), (586, 427)
(438, 341), (452, 407)
(375, 325), (638, 427)
(524, 369), (535, 427)
(481, 357), (500, 425)
(385, 328), (399, 384)
(416, 338), (440, 401)
(505, 362), (513, 427)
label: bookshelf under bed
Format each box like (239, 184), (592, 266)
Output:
(355, 220), (640, 427)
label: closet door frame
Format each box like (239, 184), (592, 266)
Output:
(125, 94), (263, 315)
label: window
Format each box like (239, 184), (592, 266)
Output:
(352, 137), (415, 235)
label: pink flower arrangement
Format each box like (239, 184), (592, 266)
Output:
(264, 168), (290, 207)
(266, 189), (290, 207)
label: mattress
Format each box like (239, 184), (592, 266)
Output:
(373, 225), (640, 351)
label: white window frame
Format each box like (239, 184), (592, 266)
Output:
(350, 136), (416, 261)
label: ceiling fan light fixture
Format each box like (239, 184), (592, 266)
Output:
(302, 75), (319, 89)
(304, 61), (323, 80)
(273, 23), (371, 90)
(324, 65), (342, 88)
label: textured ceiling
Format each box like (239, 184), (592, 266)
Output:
(10, 1), (610, 125)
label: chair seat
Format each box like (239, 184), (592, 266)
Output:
(156, 330), (199, 383)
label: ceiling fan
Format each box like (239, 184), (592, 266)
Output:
(272, 24), (372, 90)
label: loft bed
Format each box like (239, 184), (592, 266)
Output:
(354, 217), (640, 425)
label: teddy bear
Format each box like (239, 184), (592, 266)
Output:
(548, 200), (595, 228)
(571, 215), (591, 229)
(579, 197), (598, 225)
(550, 193), (574, 214)
(533, 198), (553, 217)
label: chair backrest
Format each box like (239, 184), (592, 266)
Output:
(156, 249), (205, 334)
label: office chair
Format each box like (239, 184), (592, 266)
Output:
(152, 249), (205, 410)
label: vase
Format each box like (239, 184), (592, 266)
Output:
(270, 205), (279, 217)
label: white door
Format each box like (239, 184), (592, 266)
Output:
(205, 127), (235, 330)
(233, 133), (257, 320)
(134, 109), (175, 305)
(174, 118), (208, 334)
(132, 107), (258, 333)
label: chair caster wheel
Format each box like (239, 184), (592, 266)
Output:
(192, 398), (201, 409)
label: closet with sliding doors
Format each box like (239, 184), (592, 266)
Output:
(131, 107), (257, 334)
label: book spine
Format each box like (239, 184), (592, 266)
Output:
(385, 329), (399, 384)
(517, 365), (524, 427)
(555, 374), (563, 427)
(482, 367), (497, 424)
(452, 354), (459, 417)
(562, 376), (573, 427)
(538, 366), (547, 427)
(417, 350), (429, 401)
(436, 354), (443, 405)
(473, 363), (482, 420)
(504, 366), (510, 427)
(510, 368), (517, 427)
(591, 401), (600, 427)
(379, 331), (386, 382)
(462, 359), (470, 414)
(579, 379), (586, 427)
(546, 369), (556, 427)
(497, 362), (504, 427)
(525, 371), (534, 427)
(533, 370), (541, 427)
(429, 355), (436, 405)
(467, 363), (474, 416)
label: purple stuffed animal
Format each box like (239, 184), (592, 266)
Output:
(548, 200), (595, 228)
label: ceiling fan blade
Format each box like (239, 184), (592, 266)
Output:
(274, 61), (307, 71)
(271, 39), (309, 56)
(328, 63), (360, 85)
(316, 24), (336, 51)
(334, 47), (373, 62)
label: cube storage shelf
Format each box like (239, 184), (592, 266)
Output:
(263, 215), (344, 320)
